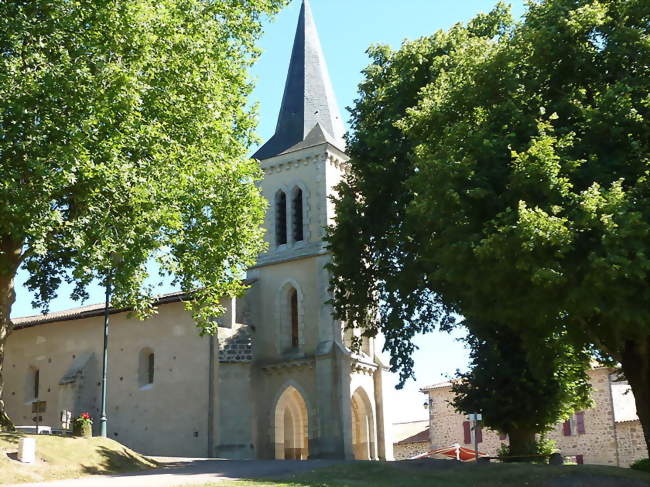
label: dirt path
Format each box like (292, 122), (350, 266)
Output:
(3, 459), (343, 487)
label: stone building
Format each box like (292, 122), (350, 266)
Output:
(421, 368), (647, 467)
(392, 420), (430, 460)
(5, 0), (393, 461)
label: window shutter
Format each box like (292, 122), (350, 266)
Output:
(576, 454), (584, 465)
(476, 425), (483, 443)
(562, 420), (571, 436)
(463, 421), (471, 444)
(576, 412), (586, 434)
(499, 432), (507, 441)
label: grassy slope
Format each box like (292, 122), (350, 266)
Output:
(188, 461), (650, 487)
(0, 433), (157, 485)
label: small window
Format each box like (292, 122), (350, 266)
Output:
(290, 288), (299, 348)
(147, 353), (155, 385)
(138, 348), (155, 388)
(276, 191), (287, 246)
(292, 188), (304, 242)
(33, 369), (40, 400)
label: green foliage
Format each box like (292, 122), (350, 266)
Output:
(0, 0), (286, 325)
(631, 458), (650, 473)
(451, 324), (592, 450)
(0, 0), (286, 429)
(327, 0), (650, 450)
(497, 435), (558, 461)
(327, 3), (514, 382)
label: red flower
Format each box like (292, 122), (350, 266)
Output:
(81, 412), (90, 420)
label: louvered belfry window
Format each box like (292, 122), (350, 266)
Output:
(276, 191), (287, 245)
(292, 188), (303, 242)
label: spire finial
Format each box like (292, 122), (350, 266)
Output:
(253, 0), (345, 160)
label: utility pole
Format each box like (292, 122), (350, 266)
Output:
(468, 413), (482, 462)
(99, 272), (112, 437)
(473, 417), (479, 462)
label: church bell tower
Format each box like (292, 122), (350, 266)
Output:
(242, 0), (392, 461)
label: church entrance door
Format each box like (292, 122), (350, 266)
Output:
(351, 387), (376, 460)
(274, 386), (309, 460)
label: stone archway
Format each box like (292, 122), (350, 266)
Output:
(351, 387), (376, 460)
(274, 385), (309, 460)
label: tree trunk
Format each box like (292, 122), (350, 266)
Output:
(507, 427), (537, 461)
(620, 336), (650, 456)
(0, 238), (21, 432)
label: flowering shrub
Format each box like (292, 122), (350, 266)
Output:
(75, 412), (93, 426)
(73, 412), (93, 437)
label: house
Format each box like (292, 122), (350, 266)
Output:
(420, 367), (647, 466)
(392, 420), (430, 460)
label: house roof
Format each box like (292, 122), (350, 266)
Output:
(392, 419), (429, 444)
(396, 428), (430, 445)
(420, 381), (453, 392)
(12, 290), (190, 330)
(253, 0), (345, 160)
(12, 280), (255, 330)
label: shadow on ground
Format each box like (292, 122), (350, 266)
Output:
(81, 446), (160, 475)
(203, 459), (650, 487)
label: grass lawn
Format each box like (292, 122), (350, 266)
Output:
(182, 460), (650, 487)
(0, 432), (157, 485)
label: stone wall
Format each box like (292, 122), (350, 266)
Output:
(5, 301), (216, 457)
(424, 368), (633, 466)
(426, 385), (506, 456)
(616, 420), (648, 467)
(393, 442), (429, 460)
(544, 368), (618, 466)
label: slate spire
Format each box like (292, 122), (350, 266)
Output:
(253, 0), (346, 160)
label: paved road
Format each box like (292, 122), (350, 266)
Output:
(4, 459), (344, 487)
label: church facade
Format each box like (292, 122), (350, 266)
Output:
(4, 0), (393, 461)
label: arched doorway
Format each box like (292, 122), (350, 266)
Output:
(351, 387), (376, 460)
(274, 386), (309, 460)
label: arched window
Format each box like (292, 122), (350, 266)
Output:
(292, 188), (304, 242)
(138, 348), (155, 388)
(33, 369), (40, 400)
(147, 352), (155, 385)
(290, 288), (299, 348)
(276, 191), (287, 246)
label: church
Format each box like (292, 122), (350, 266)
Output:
(4, 0), (393, 461)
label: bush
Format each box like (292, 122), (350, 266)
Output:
(497, 435), (558, 463)
(631, 458), (650, 473)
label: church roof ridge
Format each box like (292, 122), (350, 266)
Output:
(12, 281), (256, 329)
(253, 0), (345, 160)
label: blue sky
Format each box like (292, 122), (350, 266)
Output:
(11, 0), (529, 424)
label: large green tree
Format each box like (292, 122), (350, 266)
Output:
(451, 324), (592, 456)
(328, 0), (650, 451)
(0, 0), (285, 430)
